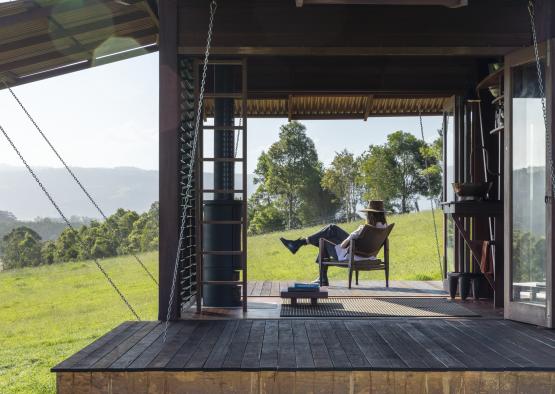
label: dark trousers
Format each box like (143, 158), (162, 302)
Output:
(307, 224), (349, 280)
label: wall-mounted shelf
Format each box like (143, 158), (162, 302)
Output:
(476, 68), (504, 91)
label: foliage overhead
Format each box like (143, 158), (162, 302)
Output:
(321, 149), (363, 222)
(359, 130), (442, 213)
(250, 121), (337, 232)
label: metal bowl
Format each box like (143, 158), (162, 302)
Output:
(452, 182), (493, 198)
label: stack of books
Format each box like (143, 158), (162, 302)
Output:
(287, 282), (320, 292)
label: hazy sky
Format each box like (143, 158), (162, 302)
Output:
(0, 53), (443, 174)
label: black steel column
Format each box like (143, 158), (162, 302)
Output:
(203, 66), (241, 307)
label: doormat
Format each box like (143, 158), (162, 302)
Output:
(280, 297), (479, 317)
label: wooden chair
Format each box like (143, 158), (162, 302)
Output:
(318, 223), (394, 288)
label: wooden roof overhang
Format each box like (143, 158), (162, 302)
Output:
(0, 0), (159, 88)
(177, 0), (532, 118)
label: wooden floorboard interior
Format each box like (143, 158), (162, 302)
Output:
(246, 280), (447, 297)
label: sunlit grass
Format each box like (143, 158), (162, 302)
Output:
(0, 210), (442, 393)
(248, 210), (444, 281)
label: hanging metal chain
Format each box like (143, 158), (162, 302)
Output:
(1, 81), (158, 286)
(528, 0), (555, 199)
(0, 124), (140, 320)
(418, 111), (444, 278)
(235, 117), (242, 157)
(164, 0), (217, 341)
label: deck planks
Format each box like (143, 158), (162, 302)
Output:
(53, 319), (555, 373)
(246, 280), (447, 297)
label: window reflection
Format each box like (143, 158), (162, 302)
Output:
(511, 62), (547, 306)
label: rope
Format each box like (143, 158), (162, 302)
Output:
(0, 124), (141, 320)
(418, 112), (444, 278)
(2, 80), (158, 286)
(528, 0), (555, 199)
(163, 0), (217, 341)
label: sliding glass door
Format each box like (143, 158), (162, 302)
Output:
(505, 43), (553, 327)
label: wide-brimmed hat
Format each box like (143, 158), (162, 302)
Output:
(360, 200), (386, 213)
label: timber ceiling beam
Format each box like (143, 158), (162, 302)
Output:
(179, 0), (529, 54)
(296, 0), (467, 7)
(179, 46), (515, 57)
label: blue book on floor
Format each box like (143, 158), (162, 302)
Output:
(288, 287), (319, 292)
(294, 282), (319, 289)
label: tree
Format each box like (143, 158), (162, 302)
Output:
(359, 130), (441, 213)
(420, 131), (443, 204)
(253, 121), (332, 229)
(127, 202), (159, 252)
(1, 227), (42, 269)
(54, 228), (81, 262)
(248, 204), (286, 235)
(41, 240), (57, 265)
(322, 150), (363, 221)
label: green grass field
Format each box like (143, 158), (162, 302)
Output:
(0, 211), (442, 393)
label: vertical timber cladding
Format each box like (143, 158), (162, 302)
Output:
(178, 57), (198, 310)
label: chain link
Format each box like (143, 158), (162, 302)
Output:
(418, 112), (444, 278)
(528, 0), (555, 199)
(235, 117), (242, 157)
(0, 124), (140, 320)
(1, 80), (158, 286)
(163, 0), (217, 341)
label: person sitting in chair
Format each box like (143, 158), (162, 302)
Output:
(280, 200), (387, 285)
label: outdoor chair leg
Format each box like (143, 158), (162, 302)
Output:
(348, 269), (353, 289)
(355, 270), (359, 285)
(385, 267), (389, 288)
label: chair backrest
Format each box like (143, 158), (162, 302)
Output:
(352, 223), (395, 257)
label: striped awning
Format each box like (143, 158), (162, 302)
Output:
(204, 95), (452, 119)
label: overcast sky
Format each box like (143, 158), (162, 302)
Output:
(0, 52), (443, 174)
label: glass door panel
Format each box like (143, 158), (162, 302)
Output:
(511, 62), (547, 307)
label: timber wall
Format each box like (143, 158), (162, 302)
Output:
(56, 370), (555, 394)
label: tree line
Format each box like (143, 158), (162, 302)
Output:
(0, 210), (92, 241)
(248, 121), (441, 235)
(0, 203), (159, 270)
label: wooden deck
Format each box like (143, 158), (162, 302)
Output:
(52, 282), (554, 393)
(52, 318), (555, 393)
(247, 280), (447, 297)
(53, 319), (555, 373)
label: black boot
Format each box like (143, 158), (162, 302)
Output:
(280, 237), (306, 254)
(313, 266), (329, 286)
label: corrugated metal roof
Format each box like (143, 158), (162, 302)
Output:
(0, 0), (158, 88)
(204, 95), (452, 119)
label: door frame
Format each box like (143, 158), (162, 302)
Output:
(504, 41), (554, 327)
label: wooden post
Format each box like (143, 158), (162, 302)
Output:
(158, 0), (180, 321)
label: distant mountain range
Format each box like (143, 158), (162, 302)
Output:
(0, 164), (255, 220)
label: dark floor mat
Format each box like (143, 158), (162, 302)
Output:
(280, 297), (479, 317)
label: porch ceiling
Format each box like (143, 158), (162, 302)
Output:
(0, 0), (159, 89)
(203, 95), (452, 119)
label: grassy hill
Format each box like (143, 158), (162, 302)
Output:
(0, 210), (442, 393)
(249, 210), (443, 281)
